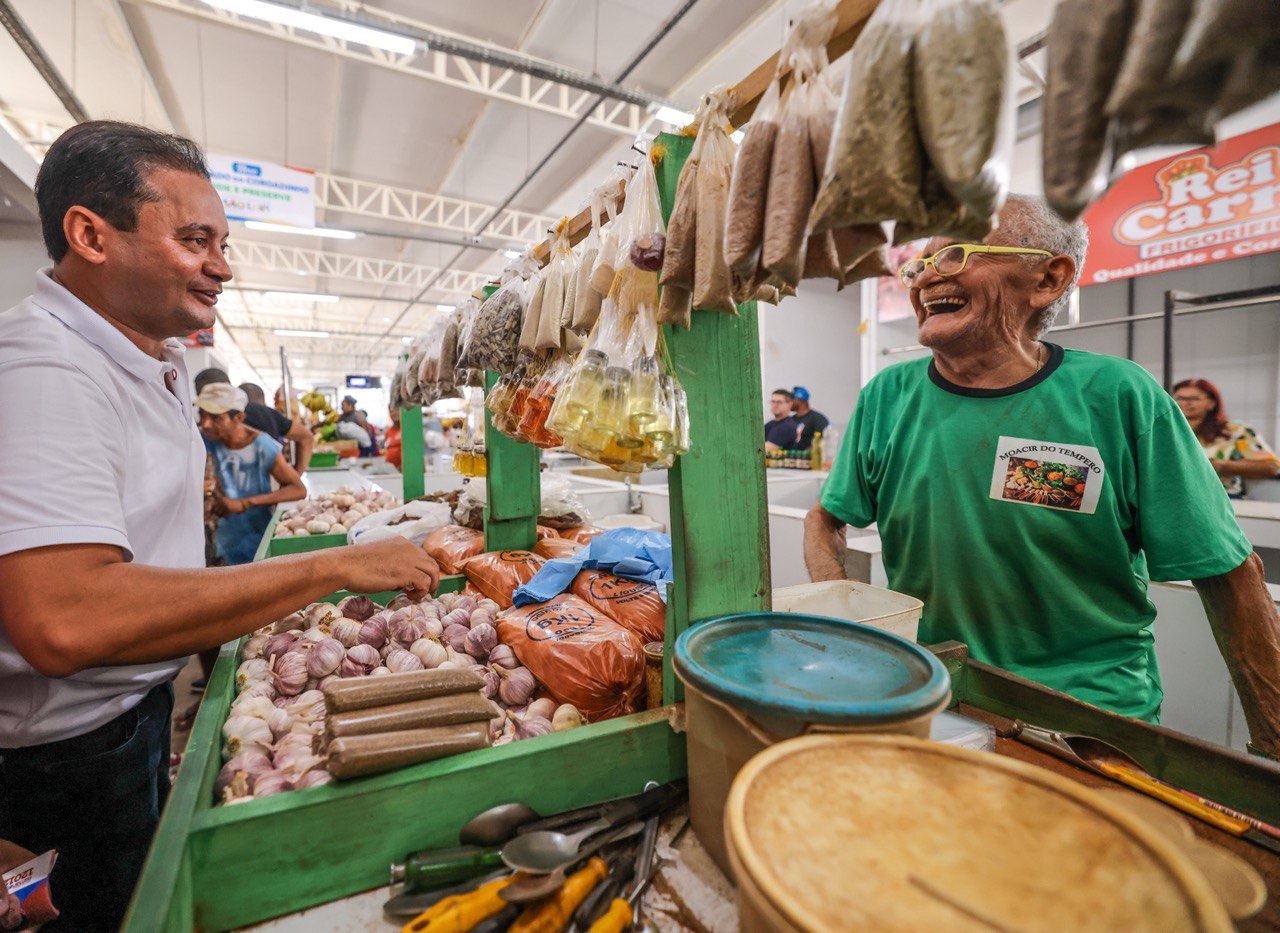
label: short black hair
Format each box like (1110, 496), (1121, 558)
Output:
(195, 368), (231, 392)
(36, 120), (210, 263)
(239, 382), (266, 405)
(771, 388), (794, 400)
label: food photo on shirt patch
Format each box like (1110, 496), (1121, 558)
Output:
(988, 436), (1106, 515)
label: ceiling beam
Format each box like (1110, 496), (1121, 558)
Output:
(122, 0), (661, 136)
(226, 239), (491, 296)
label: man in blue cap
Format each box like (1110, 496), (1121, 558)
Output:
(790, 386), (829, 451)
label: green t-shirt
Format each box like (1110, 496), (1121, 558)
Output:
(820, 344), (1252, 721)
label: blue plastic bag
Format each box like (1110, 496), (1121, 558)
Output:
(512, 527), (673, 607)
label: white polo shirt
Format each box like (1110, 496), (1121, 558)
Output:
(0, 270), (204, 745)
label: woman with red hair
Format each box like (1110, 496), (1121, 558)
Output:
(1173, 378), (1280, 498)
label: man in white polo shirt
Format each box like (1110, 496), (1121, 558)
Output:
(0, 121), (440, 931)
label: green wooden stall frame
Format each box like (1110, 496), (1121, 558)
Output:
(124, 133), (771, 930)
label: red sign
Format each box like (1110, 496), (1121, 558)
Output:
(1079, 123), (1280, 286)
(183, 327), (215, 348)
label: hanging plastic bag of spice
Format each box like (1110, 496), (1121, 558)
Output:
(811, 0), (928, 234)
(1041, 0), (1136, 222)
(535, 225), (575, 351)
(659, 148), (698, 294)
(691, 87), (738, 316)
(572, 192), (605, 333)
(1170, 0), (1280, 88)
(725, 77), (781, 277)
(842, 245), (893, 285)
(914, 0), (1011, 227)
(761, 79), (814, 287)
(589, 168), (631, 296)
(457, 254), (536, 373)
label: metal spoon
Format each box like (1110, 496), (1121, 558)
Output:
(458, 803), (542, 847)
(501, 821), (644, 904)
(501, 814), (613, 873)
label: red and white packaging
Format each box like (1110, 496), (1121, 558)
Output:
(2, 849), (58, 930)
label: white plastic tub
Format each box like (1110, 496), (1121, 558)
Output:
(771, 580), (923, 642)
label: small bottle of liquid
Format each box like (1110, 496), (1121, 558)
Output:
(811, 433), (823, 472)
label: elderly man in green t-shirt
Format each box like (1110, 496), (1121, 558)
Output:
(804, 195), (1280, 760)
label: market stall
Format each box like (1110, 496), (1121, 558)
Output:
(115, 0), (1280, 929)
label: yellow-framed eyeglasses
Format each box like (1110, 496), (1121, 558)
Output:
(899, 244), (1054, 287)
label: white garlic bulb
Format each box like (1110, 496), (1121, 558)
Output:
(222, 715), (273, 760)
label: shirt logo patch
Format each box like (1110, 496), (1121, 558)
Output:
(990, 436), (1105, 515)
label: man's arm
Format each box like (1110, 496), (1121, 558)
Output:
(285, 418), (314, 474)
(0, 539), (440, 678)
(804, 504), (848, 582)
(1192, 552), (1280, 757)
(1211, 457), (1280, 480)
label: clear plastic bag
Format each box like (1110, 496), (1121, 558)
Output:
(811, 0), (927, 232)
(571, 192), (605, 333)
(457, 256), (535, 373)
(534, 227), (575, 351)
(691, 87), (738, 316)
(1041, 0), (1136, 221)
(725, 77), (781, 277)
(914, 0), (1012, 225)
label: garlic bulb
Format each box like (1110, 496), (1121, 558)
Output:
(552, 704), (585, 731)
(316, 674), (339, 691)
(330, 618), (362, 649)
(215, 751), (272, 796)
(525, 698), (557, 722)
(498, 667), (536, 707)
(296, 769), (333, 789)
(272, 746), (324, 778)
(305, 602), (340, 630)
(265, 706), (293, 742)
(464, 623), (497, 659)
(421, 616), (444, 639)
(306, 638), (345, 679)
(436, 593), (459, 613)
(230, 694), (277, 721)
(299, 627), (330, 645)
(273, 732), (314, 757)
(287, 690), (327, 726)
(387, 594), (414, 611)
(341, 643), (380, 677)
(252, 770), (295, 797)
(238, 680), (277, 701)
(436, 660), (464, 670)
(514, 717), (554, 741)
(370, 666), (392, 676)
(222, 715), (273, 760)
(455, 595), (478, 613)
(477, 598), (501, 615)
(336, 594), (379, 622)
(271, 652), (309, 697)
(385, 647), (425, 674)
(409, 638), (447, 669)
(469, 608), (497, 631)
(443, 624), (470, 653)
(241, 633), (270, 661)
(441, 608), (470, 630)
(488, 644), (519, 671)
(264, 632), (299, 661)
(236, 658), (271, 690)
(489, 716), (507, 741)
(359, 616), (388, 650)
(389, 612), (428, 647)
(274, 612), (305, 634)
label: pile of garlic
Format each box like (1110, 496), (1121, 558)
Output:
(216, 591), (584, 805)
(272, 486), (400, 537)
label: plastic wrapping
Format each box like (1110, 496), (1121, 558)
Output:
(348, 501), (453, 547)
(460, 549), (546, 609)
(691, 87), (739, 316)
(914, 0), (1011, 226)
(559, 525), (605, 545)
(725, 77), (781, 276)
(572, 192), (606, 333)
(762, 80), (816, 287)
(811, 0), (927, 233)
(422, 524), (486, 575)
(496, 594), (645, 722)
(535, 227), (576, 351)
(571, 570), (666, 644)
(534, 536), (584, 560)
(1041, 0), (1136, 222)
(457, 257), (535, 373)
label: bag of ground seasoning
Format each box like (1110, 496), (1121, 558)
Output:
(724, 77), (781, 278)
(571, 570), (666, 644)
(497, 594), (644, 721)
(459, 550), (546, 610)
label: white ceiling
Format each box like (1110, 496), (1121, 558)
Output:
(0, 0), (1054, 388)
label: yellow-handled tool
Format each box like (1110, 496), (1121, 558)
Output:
(1094, 762), (1252, 835)
(401, 875), (514, 933)
(588, 860), (662, 933)
(510, 857), (607, 933)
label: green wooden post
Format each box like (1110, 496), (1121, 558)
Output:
(483, 371), (540, 551)
(654, 133), (772, 702)
(400, 405), (425, 500)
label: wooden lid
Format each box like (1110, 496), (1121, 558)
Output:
(726, 735), (1232, 932)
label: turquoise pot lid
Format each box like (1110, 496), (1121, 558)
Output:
(673, 613), (950, 727)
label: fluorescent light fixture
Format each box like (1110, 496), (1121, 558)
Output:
(243, 220), (358, 240)
(503, 248), (524, 259)
(263, 290), (340, 303)
(436, 303), (457, 312)
(273, 328), (331, 338)
(653, 106), (693, 127)
(203, 0), (417, 55)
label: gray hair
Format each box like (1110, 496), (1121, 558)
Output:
(993, 194), (1089, 336)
